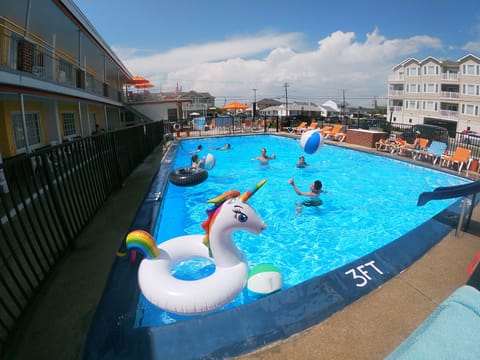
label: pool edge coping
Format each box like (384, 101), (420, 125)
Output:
(83, 135), (473, 359)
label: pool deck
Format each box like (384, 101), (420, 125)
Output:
(4, 137), (480, 360)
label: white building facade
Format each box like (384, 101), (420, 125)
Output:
(388, 54), (480, 134)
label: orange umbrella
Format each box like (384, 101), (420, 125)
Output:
(135, 82), (154, 89)
(127, 76), (150, 85)
(221, 101), (249, 111)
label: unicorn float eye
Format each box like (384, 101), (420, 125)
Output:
(233, 205), (248, 223)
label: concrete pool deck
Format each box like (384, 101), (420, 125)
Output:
(4, 138), (480, 360)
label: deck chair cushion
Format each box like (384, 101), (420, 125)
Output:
(387, 285), (480, 359)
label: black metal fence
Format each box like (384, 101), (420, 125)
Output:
(0, 122), (165, 352)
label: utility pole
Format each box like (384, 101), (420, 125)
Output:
(284, 83), (289, 119)
(252, 88), (257, 121)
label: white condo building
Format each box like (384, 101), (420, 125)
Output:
(388, 53), (480, 134)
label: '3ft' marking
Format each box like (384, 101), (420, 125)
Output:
(344, 261), (384, 287)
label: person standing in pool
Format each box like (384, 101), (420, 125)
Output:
(251, 147), (276, 164)
(191, 154), (205, 168)
(296, 156), (308, 168)
(288, 178), (323, 212)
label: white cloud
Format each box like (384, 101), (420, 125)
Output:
(462, 41), (480, 53)
(117, 29), (443, 106)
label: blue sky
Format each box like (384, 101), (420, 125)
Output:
(74, 0), (480, 107)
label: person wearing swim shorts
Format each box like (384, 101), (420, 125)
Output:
(288, 178), (323, 213)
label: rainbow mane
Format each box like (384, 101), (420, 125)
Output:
(202, 190), (240, 255)
(201, 180), (266, 255)
(240, 179), (266, 202)
(117, 230), (159, 261)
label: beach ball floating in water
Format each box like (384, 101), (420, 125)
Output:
(300, 130), (324, 154)
(203, 153), (216, 170)
(246, 263), (283, 297)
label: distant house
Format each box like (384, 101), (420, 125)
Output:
(180, 91), (216, 118)
(126, 89), (216, 124)
(259, 100), (340, 119)
(257, 98), (282, 111)
(387, 53), (480, 133)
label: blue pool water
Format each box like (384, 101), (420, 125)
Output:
(136, 134), (468, 327)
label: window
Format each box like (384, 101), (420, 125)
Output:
(11, 112), (42, 152)
(89, 112), (97, 130)
(406, 100), (419, 109)
(462, 84), (480, 96)
(33, 47), (45, 70)
(407, 67), (419, 76)
(423, 83), (438, 93)
(463, 64), (480, 75)
(462, 104), (479, 116)
(9, 34), (20, 70)
(407, 84), (420, 93)
(85, 72), (94, 92)
(423, 101), (437, 111)
(58, 58), (73, 83)
(61, 112), (77, 137)
(423, 65), (438, 75)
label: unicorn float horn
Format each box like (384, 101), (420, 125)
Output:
(240, 179), (267, 202)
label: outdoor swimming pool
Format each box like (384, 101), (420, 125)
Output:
(85, 134), (472, 359)
(135, 134), (468, 328)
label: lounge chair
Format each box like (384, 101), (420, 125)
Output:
(375, 134), (397, 152)
(291, 121), (307, 134)
(306, 121), (318, 131)
(441, 147), (471, 171)
(398, 137), (429, 157)
(318, 125), (332, 135)
(323, 125), (343, 139)
(389, 138), (407, 154)
(387, 285), (480, 360)
(413, 141), (447, 164)
(333, 129), (347, 142)
(242, 119), (252, 132)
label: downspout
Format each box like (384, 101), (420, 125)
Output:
(78, 100), (84, 136)
(24, 0), (31, 38)
(19, 93), (31, 152)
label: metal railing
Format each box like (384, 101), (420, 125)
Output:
(0, 122), (165, 353)
(0, 30), (122, 102)
(3, 119), (480, 352)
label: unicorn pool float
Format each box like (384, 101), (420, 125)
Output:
(121, 179), (282, 315)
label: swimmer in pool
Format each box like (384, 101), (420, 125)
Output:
(189, 144), (203, 154)
(288, 178), (323, 213)
(251, 147), (276, 164)
(296, 156), (308, 168)
(191, 154), (205, 168)
(215, 143), (231, 150)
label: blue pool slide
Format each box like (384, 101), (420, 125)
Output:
(417, 180), (480, 206)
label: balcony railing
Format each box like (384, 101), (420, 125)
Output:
(441, 73), (459, 81)
(388, 74), (405, 81)
(0, 30), (123, 102)
(389, 90), (404, 96)
(441, 91), (460, 99)
(440, 109), (459, 119)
